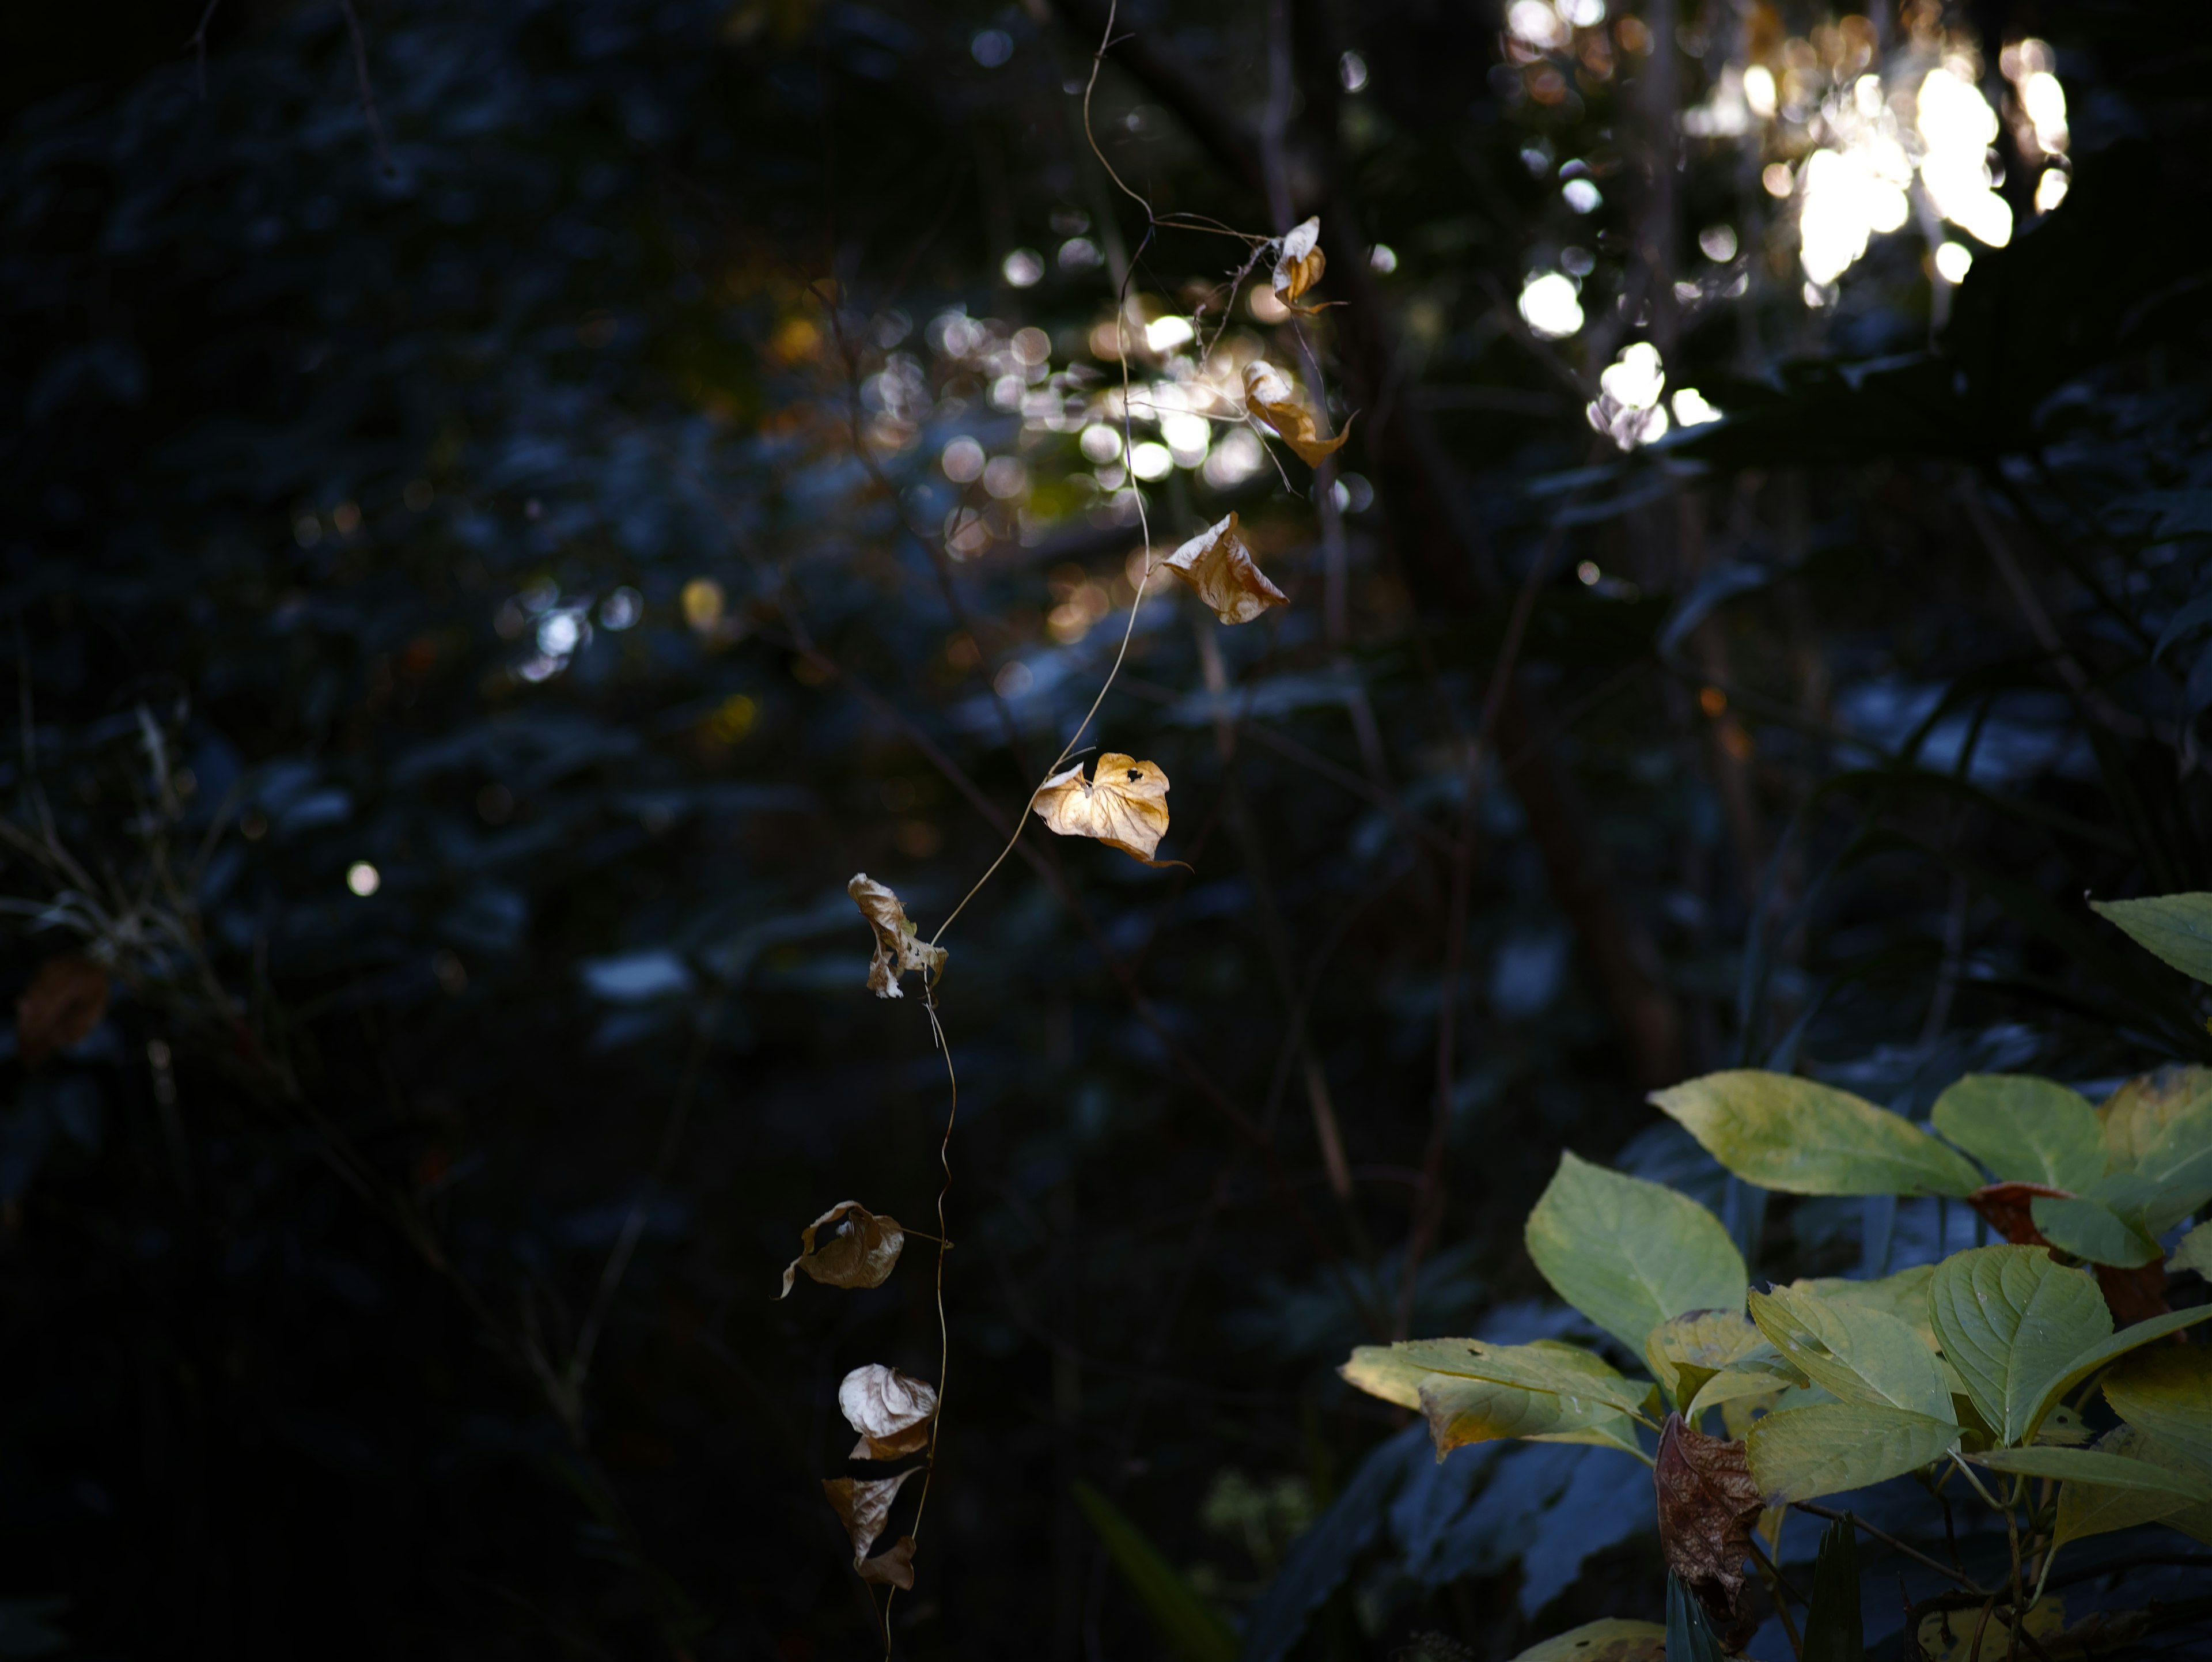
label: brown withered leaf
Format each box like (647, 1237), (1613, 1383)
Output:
(823, 1470), (919, 1583)
(1162, 513), (1287, 626)
(17, 955), (109, 1068)
(1244, 361), (1353, 467)
(838, 1362), (940, 1460)
(1031, 754), (1188, 869)
(847, 873), (946, 1000)
(1653, 1411), (1764, 1650)
(1271, 217), (1335, 314)
(1968, 1182), (2172, 1324)
(779, 1200), (904, 1299)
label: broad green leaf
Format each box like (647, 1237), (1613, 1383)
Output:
(2028, 1304), (2212, 1441)
(2173, 1221), (2212, 1278)
(1930, 1073), (2105, 1190)
(1343, 1338), (1647, 1415)
(1650, 1070), (1982, 1197)
(2090, 892), (2212, 985)
(1929, 1245), (2108, 1444)
(2052, 1427), (2196, 1549)
(1748, 1286), (1953, 1422)
(1687, 1365), (1799, 1423)
(1646, 1309), (1772, 1410)
(2104, 1345), (2212, 1471)
(1071, 1481), (1237, 1662)
(1510, 1620), (1666, 1662)
(1524, 1151), (1748, 1353)
(1800, 1513), (1863, 1662)
(1788, 1264), (1938, 1346)
(1968, 1443), (2212, 1503)
(1744, 1400), (1959, 1502)
(2029, 1196), (2162, 1267)
(2135, 1099), (2212, 1191)
(2081, 1171), (2212, 1241)
(2098, 1065), (2212, 1171)
(1416, 1375), (1630, 1457)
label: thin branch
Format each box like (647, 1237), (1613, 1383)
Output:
(335, 0), (397, 177)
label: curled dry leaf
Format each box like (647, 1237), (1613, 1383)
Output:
(1271, 216), (1332, 313)
(778, 1200), (904, 1299)
(17, 955), (109, 1068)
(823, 1470), (920, 1587)
(1162, 513), (1287, 626)
(1031, 754), (1187, 868)
(1243, 361), (1352, 468)
(848, 873), (946, 1000)
(1653, 1411), (1764, 1650)
(838, 1362), (940, 1460)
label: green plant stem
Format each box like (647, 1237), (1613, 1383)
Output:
(1791, 1501), (1987, 1596)
(1748, 1535), (1805, 1660)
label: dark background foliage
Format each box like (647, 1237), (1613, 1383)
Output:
(2, 0), (2209, 1656)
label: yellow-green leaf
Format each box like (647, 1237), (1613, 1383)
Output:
(1390, 1337), (1650, 1413)
(2029, 1304), (2212, 1445)
(2098, 1066), (2212, 1171)
(1929, 1245), (2108, 1444)
(1930, 1073), (2106, 1190)
(1525, 1150), (1748, 1351)
(1687, 1365), (1800, 1424)
(1646, 1309), (1774, 1411)
(2104, 1345), (2212, 1472)
(2052, 1426), (2199, 1550)
(2173, 1221), (2211, 1278)
(1744, 1400), (1959, 1502)
(1650, 1070), (1982, 1197)
(1748, 1286), (1953, 1422)
(2090, 892), (2212, 985)
(2029, 1195), (2162, 1267)
(1786, 1265), (1938, 1347)
(1509, 1619), (1667, 1662)
(2135, 1098), (2212, 1191)
(1418, 1376), (1643, 1460)
(1968, 1442), (2212, 1504)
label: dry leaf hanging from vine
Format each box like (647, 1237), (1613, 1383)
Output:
(847, 873), (946, 999)
(17, 955), (109, 1067)
(1244, 361), (1351, 467)
(778, 1200), (904, 1298)
(1032, 755), (1186, 868)
(1272, 216), (1329, 312)
(1162, 513), (1287, 625)
(838, 1362), (939, 1460)
(823, 1470), (919, 1587)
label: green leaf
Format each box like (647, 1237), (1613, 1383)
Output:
(1342, 1338), (1652, 1459)
(2104, 1345), (2212, 1471)
(1930, 1074), (2106, 1190)
(1415, 1374), (1642, 1460)
(1665, 1573), (1728, 1662)
(1800, 1513), (1863, 1662)
(1071, 1481), (1238, 1662)
(1509, 1620), (1666, 1662)
(1650, 1070), (1982, 1197)
(1744, 1400), (1959, 1502)
(1748, 1286), (1953, 1422)
(1929, 1245), (2109, 1444)
(2173, 1221), (2212, 1278)
(1524, 1151), (1748, 1353)
(2090, 892), (2212, 985)
(1373, 1337), (1650, 1413)
(2052, 1427), (2198, 1550)
(1645, 1309), (1772, 1411)
(2029, 1196), (2163, 1267)
(2028, 1304), (2212, 1442)
(1787, 1265), (1938, 1345)
(2098, 1066), (2212, 1172)
(1686, 1364), (1798, 1423)
(2135, 1099), (2212, 1191)
(1968, 1443), (2212, 1504)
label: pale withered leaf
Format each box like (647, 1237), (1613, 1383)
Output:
(1271, 216), (1330, 312)
(779, 1200), (905, 1299)
(1243, 361), (1351, 468)
(823, 1470), (919, 1585)
(17, 955), (109, 1067)
(1031, 754), (1187, 868)
(1653, 1411), (1763, 1650)
(1162, 513), (1287, 625)
(838, 1362), (940, 1460)
(847, 873), (946, 1000)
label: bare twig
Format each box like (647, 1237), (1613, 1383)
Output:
(334, 0), (397, 177)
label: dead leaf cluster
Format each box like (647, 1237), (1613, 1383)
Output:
(848, 873), (945, 999)
(821, 1363), (941, 1588)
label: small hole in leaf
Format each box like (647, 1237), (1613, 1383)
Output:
(1126, 769), (1141, 781)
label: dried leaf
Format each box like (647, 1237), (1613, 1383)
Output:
(838, 1362), (939, 1460)
(1161, 513), (1287, 625)
(1272, 217), (1325, 304)
(823, 1470), (919, 1583)
(1031, 754), (1187, 868)
(1243, 361), (1353, 467)
(779, 1200), (904, 1298)
(17, 955), (109, 1067)
(1653, 1411), (1764, 1650)
(847, 873), (946, 1000)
